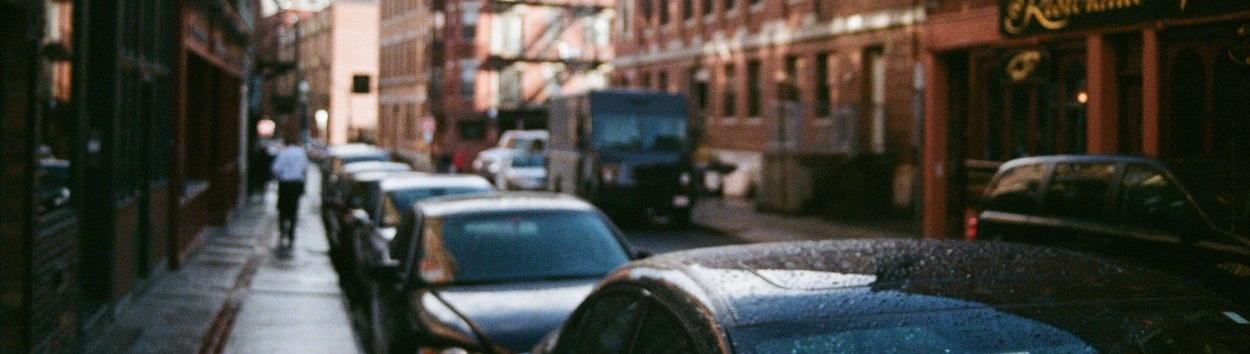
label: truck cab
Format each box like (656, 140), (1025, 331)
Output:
(547, 90), (697, 226)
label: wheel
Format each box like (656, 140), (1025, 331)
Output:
(671, 208), (693, 228)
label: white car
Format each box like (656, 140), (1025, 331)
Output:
(472, 130), (548, 179)
(496, 153), (547, 190)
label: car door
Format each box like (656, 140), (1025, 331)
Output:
(546, 285), (723, 354)
(1033, 162), (1122, 254)
(1115, 163), (1250, 299)
(978, 163), (1047, 241)
(554, 290), (648, 354)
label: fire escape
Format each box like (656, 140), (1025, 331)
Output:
(483, 0), (611, 130)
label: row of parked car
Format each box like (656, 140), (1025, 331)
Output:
(317, 144), (1250, 353)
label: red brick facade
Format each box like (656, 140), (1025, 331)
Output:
(613, 0), (924, 216)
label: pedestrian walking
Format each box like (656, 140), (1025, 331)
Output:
(271, 135), (309, 251)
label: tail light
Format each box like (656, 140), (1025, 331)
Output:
(964, 215), (978, 241)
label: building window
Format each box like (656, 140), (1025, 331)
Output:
(492, 12), (523, 56)
(747, 60), (761, 117)
(749, 0), (762, 6)
(658, 71), (668, 91)
(429, 66), (443, 100)
(405, 104), (419, 139)
(723, 63), (737, 118)
(458, 119), (487, 141)
(724, 0), (736, 12)
(658, 0), (669, 24)
(815, 54), (832, 118)
(544, 63), (564, 96)
(461, 2), (479, 43)
(683, 0), (694, 19)
(460, 59), (477, 99)
(500, 65), (522, 105)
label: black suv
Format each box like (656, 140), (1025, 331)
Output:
(974, 155), (1250, 303)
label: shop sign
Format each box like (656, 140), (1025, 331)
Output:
(1002, 49), (1052, 84)
(1000, 0), (1250, 36)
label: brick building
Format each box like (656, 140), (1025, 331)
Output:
(420, 0), (614, 167)
(0, 0), (251, 351)
(278, 0), (380, 145)
(377, 0), (437, 167)
(920, 0), (1250, 237)
(611, 0), (925, 218)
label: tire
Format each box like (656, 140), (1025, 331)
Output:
(671, 208), (693, 229)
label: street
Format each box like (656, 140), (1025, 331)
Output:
(621, 225), (740, 255)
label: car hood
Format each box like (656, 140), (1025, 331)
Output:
(416, 278), (599, 353)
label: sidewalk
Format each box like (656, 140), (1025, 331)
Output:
(87, 173), (360, 354)
(692, 197), (921, 243)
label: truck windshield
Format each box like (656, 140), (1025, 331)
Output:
(593, 113), (687, 151)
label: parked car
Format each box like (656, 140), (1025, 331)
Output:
(532, 238), (1250, 354)
(344, 174), (496, 336)
(471, 130), (548, 180)
(319, 144), (390, 191)
(495, 152), (547, 191)
(366, 193), (644, 354)
(972, 155), (1250, 304)
(322, 161), (413, 251)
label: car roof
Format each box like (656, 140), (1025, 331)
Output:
(341, 161), (411, 174)
(609, 238), (1223, 329)
(414, 192), (597, 218)
(349, 170), (427, 183)
(378, 174), (493, 192)
(501, 130), (548, 138)
(327, 143), (386, 157)
(998, 154), (1168, 171)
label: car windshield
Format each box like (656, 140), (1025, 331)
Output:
(382, 186), (491, 226)
(732, 301), (1250, 353)
(341, 153), (390, 165)
(505, 137), (542, 150)
(593, 113), (688, 151)
(434, 210), (630, 284)
(1166, 161), (1250, 234)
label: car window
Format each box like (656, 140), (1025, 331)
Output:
(632, 304), (694, 354)
(430, 210), (630, 283)
(1121, 164), (1204, 233)
(574, 294), (646, 354)
(1042, 163), (1117, 221)
(982, 164), (1045, 213)
(386, 186), (492, 215)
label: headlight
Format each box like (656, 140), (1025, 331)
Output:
(679, 172), (692, 186)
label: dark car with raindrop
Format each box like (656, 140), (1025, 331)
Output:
(532, 238), (1250, 354)
(366, 193), (646, 354)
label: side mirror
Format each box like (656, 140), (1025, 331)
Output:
(368, 261), (403, 284)
(635, 249), (653, 259)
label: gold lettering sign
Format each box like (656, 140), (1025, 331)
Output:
(1006, 51), (1043, 83)
(1002, 0), (1144, 35)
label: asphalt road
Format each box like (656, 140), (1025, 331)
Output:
(619, 225), (741, 255)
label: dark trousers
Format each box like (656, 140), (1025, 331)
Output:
(277, 181), (305, 245)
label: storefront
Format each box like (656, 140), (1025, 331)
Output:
(921, 0), (1250, 237)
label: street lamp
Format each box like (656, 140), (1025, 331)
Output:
(315, 109), (329, 138)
